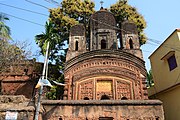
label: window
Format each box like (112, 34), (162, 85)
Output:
(24, 69), (28, 75)
(101, 39), (106, 49)
(99, 117), (113, 120)
(75, 41), (78, 51)
(129, 38), (133, 49)
(167, 54), (177, 71)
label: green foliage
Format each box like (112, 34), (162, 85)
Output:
(0, 15), (29, 73)
(110, 0), (147, 45)
(0, 39), (32, 73)
(146, 69), (154, 88)
(46, 86), (57, 100)
(49, 0), (146, 46)
(0, 14), (11, 40)
(46, 72), (64, 100)
(49, 0), (95, 41)
(35, 21), (65, 55)
(35, 21), (66, 99)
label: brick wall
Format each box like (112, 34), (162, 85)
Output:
(42, 100), (164, 120)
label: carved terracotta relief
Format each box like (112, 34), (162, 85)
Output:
(116, 80), (132, 100)
(78, 80), (94, 100)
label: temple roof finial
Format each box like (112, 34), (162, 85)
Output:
(100, 1), (104, 9)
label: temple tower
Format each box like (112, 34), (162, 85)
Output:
(121, 20), (143, 59)
(66, 24), (86, 61)
(90, 9), (118, 50)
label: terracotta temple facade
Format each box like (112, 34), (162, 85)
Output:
(64, 9), (147, 100)
(40, 8), (165, 120)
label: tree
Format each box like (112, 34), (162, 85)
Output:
(0, 14), (31, 73)
(49, 0), (95, 43)
(45, 73), (64, 100)
(35, 21), (65, 99)
(0, 14), (11, 40)
(110, 0), (147, 44)
(146, 69), (154, 88)
(0, 40), (32, 73)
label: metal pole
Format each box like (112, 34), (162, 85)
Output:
(42, 42), (50, 80)
(34, 42), (50, 120)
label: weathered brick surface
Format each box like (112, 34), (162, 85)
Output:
(42, 100), (164, 120)
(62, 8), (164, 120)
(90, 9), (116, 30)
(0, 96), (164, 120)
(64, 50), (148, 100)
(0, 95), (35, 120)
(0, 62), (43, 99)
(1, 76), (36, 98)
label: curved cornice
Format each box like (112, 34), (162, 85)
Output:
(65, 50), (145, 74)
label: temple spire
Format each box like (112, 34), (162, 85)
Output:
(100, 1), (104, 9)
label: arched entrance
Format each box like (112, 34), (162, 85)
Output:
(129, 38), (133, 49)
(101, 39), (106, 49)
(75, 41), (78, 51)
(84, 97), (90, 100)
(121, 96), (128, 100)
(100, 95), (110, 100)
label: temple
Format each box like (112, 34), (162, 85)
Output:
(39, 8), (165, 120)
(64, 8), (146, 100)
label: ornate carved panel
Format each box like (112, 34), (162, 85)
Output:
(97, 80), (112, 92)
(96, 80), (113, 100)
(135, 80), (142, 99)
(116, 80), (132, 100)
(78, 80), (93, 100)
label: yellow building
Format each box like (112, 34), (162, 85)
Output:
(149, 29), (180, 120)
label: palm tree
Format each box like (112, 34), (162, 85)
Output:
(0, 14), (11, 40)
(35, 21), (65, 99)
(35, 21), (63, 55)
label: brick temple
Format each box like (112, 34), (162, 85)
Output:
(64, 8), (147, 100)
(41, 8), (164, 120)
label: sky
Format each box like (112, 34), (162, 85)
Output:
(1, 0), (180, 71)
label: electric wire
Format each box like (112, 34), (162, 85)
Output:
(1, 1), (177, 52)
(141, 50), (152, 53)
(1, 4), (179, 52)
(91, 18), (180, 52)
(25, 0), (49, 9)
(1, 1), (178, 52)
(146, 41), (180, 51)
(0, 2), (48, 17)
(44, 0), (61, 7)
(0, 12), (44, 27)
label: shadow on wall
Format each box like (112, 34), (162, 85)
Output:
(14, 80), (37, 99)
(42, 105), (59, 120)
